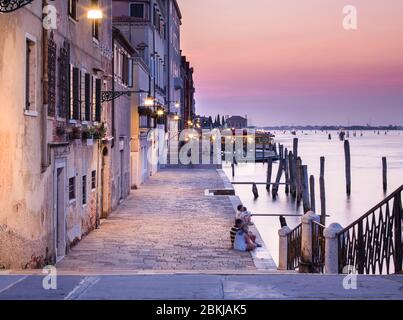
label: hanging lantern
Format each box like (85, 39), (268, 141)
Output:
(0, 0), (34, 13)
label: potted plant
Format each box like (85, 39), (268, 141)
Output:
(82, 127), (94, 146)
(93, 123), (107, 140)
(69, 126), (82, 143)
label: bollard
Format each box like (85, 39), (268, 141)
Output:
(278, 226), (292, 271)
(300, 211), (320, 273)
(324, 223), (344, 274)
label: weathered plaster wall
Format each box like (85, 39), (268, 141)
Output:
(0, 3), (55, 269)
(0, 0), (114, 269)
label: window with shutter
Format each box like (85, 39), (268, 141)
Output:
(69, 64), (73, 119)
(68, 0), (78, 21)
(80, 70), (86, 121)
(95, 78), (101, 122)
(85, 73), (91, 121)
(72, 67), (80, 120)
(130, 3), (145, 18)
(92, 76), (96, 121)
(128, 58), (133, 88)
(59, 41), (70, 119)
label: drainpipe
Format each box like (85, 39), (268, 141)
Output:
(166, 1), (171, 119)
(41, 0), (50, 172)
(111, 34), (115, 149)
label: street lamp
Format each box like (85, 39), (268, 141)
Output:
(156, 109), (165, 116)
(87, 2), (103, 19)
(144, 96), (154, 107)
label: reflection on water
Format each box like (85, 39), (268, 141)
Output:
(223, 130), (403, 266)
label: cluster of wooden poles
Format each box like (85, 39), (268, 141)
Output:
(232, 137), (390, 225)
(232, 138), (327, 225)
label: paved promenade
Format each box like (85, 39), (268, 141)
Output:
(57, 169), (258, 272)
(0, 274), (402, 300)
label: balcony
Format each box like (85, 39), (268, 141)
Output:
(112, 16), (150, 25)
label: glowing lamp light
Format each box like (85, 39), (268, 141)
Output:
(174, 102), (180, 108)
(174, 115), (180, 121)
(144, 97), (154, 107)
(157, 110), (164, 116)
(87, 8), (103, 19)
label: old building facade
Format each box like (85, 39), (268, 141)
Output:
(181, 56), (196, 128)
(0, 0), (194, 269)
(0, 0), (115, 268)
(226, 116), (248, 129)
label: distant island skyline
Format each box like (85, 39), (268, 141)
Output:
(195, 113), (403, 131)
(259, 125), (403, 130)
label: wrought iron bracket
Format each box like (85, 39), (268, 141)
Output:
(0, 0), (34, 13)
(102, 91), (131, 103)
(101, 90), (149, 103)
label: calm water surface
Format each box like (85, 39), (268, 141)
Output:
(223, 130), (403, 265)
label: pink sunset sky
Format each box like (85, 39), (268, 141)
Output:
(177, 0), (403, 126)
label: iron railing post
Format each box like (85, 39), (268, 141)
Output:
(357, 221), (365, 274)
(394, 191), (402, 273)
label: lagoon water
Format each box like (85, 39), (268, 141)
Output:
(223, 130), (403, 266)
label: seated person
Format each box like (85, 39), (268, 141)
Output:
(235, 205), (244, 220)
(230, 219), (243, 248)
(239, 206), (254, 226)
(233, 224), (257, 252)
(242, 223), (262, 248)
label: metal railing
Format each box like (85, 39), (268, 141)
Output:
(337, 185), (403, 275)
(312, 221), (326, 273)
(287, 223), (302, 270)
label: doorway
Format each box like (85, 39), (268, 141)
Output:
(54, 161), (66, 261)
(101, 146), (109, 219)
(120, 149), (124, 200)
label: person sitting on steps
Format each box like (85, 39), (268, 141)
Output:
(237, 205), (254, 226)
(230, 219), (243, 248)
(233, 223), (257, 252)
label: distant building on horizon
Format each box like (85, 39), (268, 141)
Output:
(181, 56), (196, 128)
(226, 115), (248, 129)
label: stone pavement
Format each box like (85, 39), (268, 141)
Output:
(0, 274), (402, 300)
(57, 169), (258, 272)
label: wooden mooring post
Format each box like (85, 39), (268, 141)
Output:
(302, 165), (311, 213)
(310, 175), (316, 213)
(293, 138), (298, 161)
(284, 148), (290, 194)
(344, 140), (351, 195)
(289, 151), (296, 197)
(319, 156), (326, 225)
(296, 157), (302, 203)
(272, 159), (284, 198)
(293, 138), (299, 199)
(252, 183), (259, 199)
(266, 158), (273, 191)
(382, 157), (387, 192)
